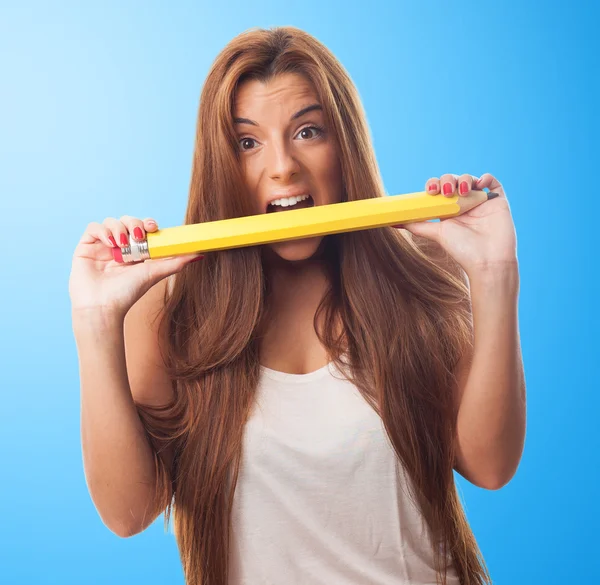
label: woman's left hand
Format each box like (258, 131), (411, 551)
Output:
(395, 173), (518, 277)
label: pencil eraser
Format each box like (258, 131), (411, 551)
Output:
(112, 247), (123, 263)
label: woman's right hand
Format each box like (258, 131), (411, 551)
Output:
(69, 215), (204, 320)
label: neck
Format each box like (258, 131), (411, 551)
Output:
(258, 242), (338, 371)
(261, 245), (331, 310)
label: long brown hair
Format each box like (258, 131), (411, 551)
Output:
(135, 26), (491, 585)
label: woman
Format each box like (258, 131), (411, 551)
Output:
(69, 26), (525, 585)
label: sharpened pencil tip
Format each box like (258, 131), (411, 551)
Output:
(487, 192), (500, 200)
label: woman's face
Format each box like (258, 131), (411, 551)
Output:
(233, 72), (343, 263)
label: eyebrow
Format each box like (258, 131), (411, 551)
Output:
(233, 103), (323, 126)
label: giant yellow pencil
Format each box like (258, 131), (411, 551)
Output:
(112, 189), (499, 263)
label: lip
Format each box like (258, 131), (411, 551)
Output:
(264, 189), (313, 211)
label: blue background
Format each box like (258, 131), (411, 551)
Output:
(1, 1), (597, 583)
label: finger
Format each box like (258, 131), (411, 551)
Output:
(397, 220), (441, 243)
(142, 218), (159, 232)
(79, 222), (102, 245)
(104, 217), (130, 249)
(440, 174), (457, 197)
(475, 173), (506, 198)
(468, 174), (487, 190)
(458, 174), (475, 196)
(119, 215), (146, 243)
(450, 173), (488, 193)
(185, 253), (205, 264)
(82, 221), (117, 248)
(143, 253), (204, 282)
(426, 178), (440, 194)
(431, 173), (501, 197)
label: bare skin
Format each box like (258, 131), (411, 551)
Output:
(233, 72), (344, 374)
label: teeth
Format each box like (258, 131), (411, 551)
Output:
(269, 194), (310, 208)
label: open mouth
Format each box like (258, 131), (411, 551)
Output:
(266, 194), (315, 213)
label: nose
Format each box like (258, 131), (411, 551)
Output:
(266, 137), (300, 182)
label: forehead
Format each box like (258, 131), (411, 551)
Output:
(233, 72), (320, 115)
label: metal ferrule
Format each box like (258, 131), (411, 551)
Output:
(120, 238), (151, 262)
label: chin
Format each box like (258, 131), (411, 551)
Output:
(266, 236), (325, 262)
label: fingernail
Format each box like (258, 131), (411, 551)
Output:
(134, 227), (144, 240)
(147, 220), (157, 227)
(112, 247), (123, 263)
(120, 233), (129, 246)
(460, 181), (469, 194)
(428, 183), (437, 192)
(108, 236), (118, 247)
(189, 255), (205, 263)
(443, 183), (453, 195)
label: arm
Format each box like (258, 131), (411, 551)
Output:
(452, 263), (526, 490)
(73, 278), (175, 537)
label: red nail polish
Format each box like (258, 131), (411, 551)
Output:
(108, 236), (118, 247)
(134, 227), (144, 240)
(443, 183), (453, 195)
(120, 233), (129, 247)
(460, 181), (469, 194)
(189, 255), (205, 263)
(429, 183), (437, 191)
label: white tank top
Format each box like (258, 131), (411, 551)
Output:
(227, 360), (460, 584)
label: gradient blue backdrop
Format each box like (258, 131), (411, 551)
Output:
(1, 1), (597, 583)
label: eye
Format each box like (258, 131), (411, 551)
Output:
(295, 125), (324, 140)
(240, 137), (257, 151)
(238, 125), (325, 152)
